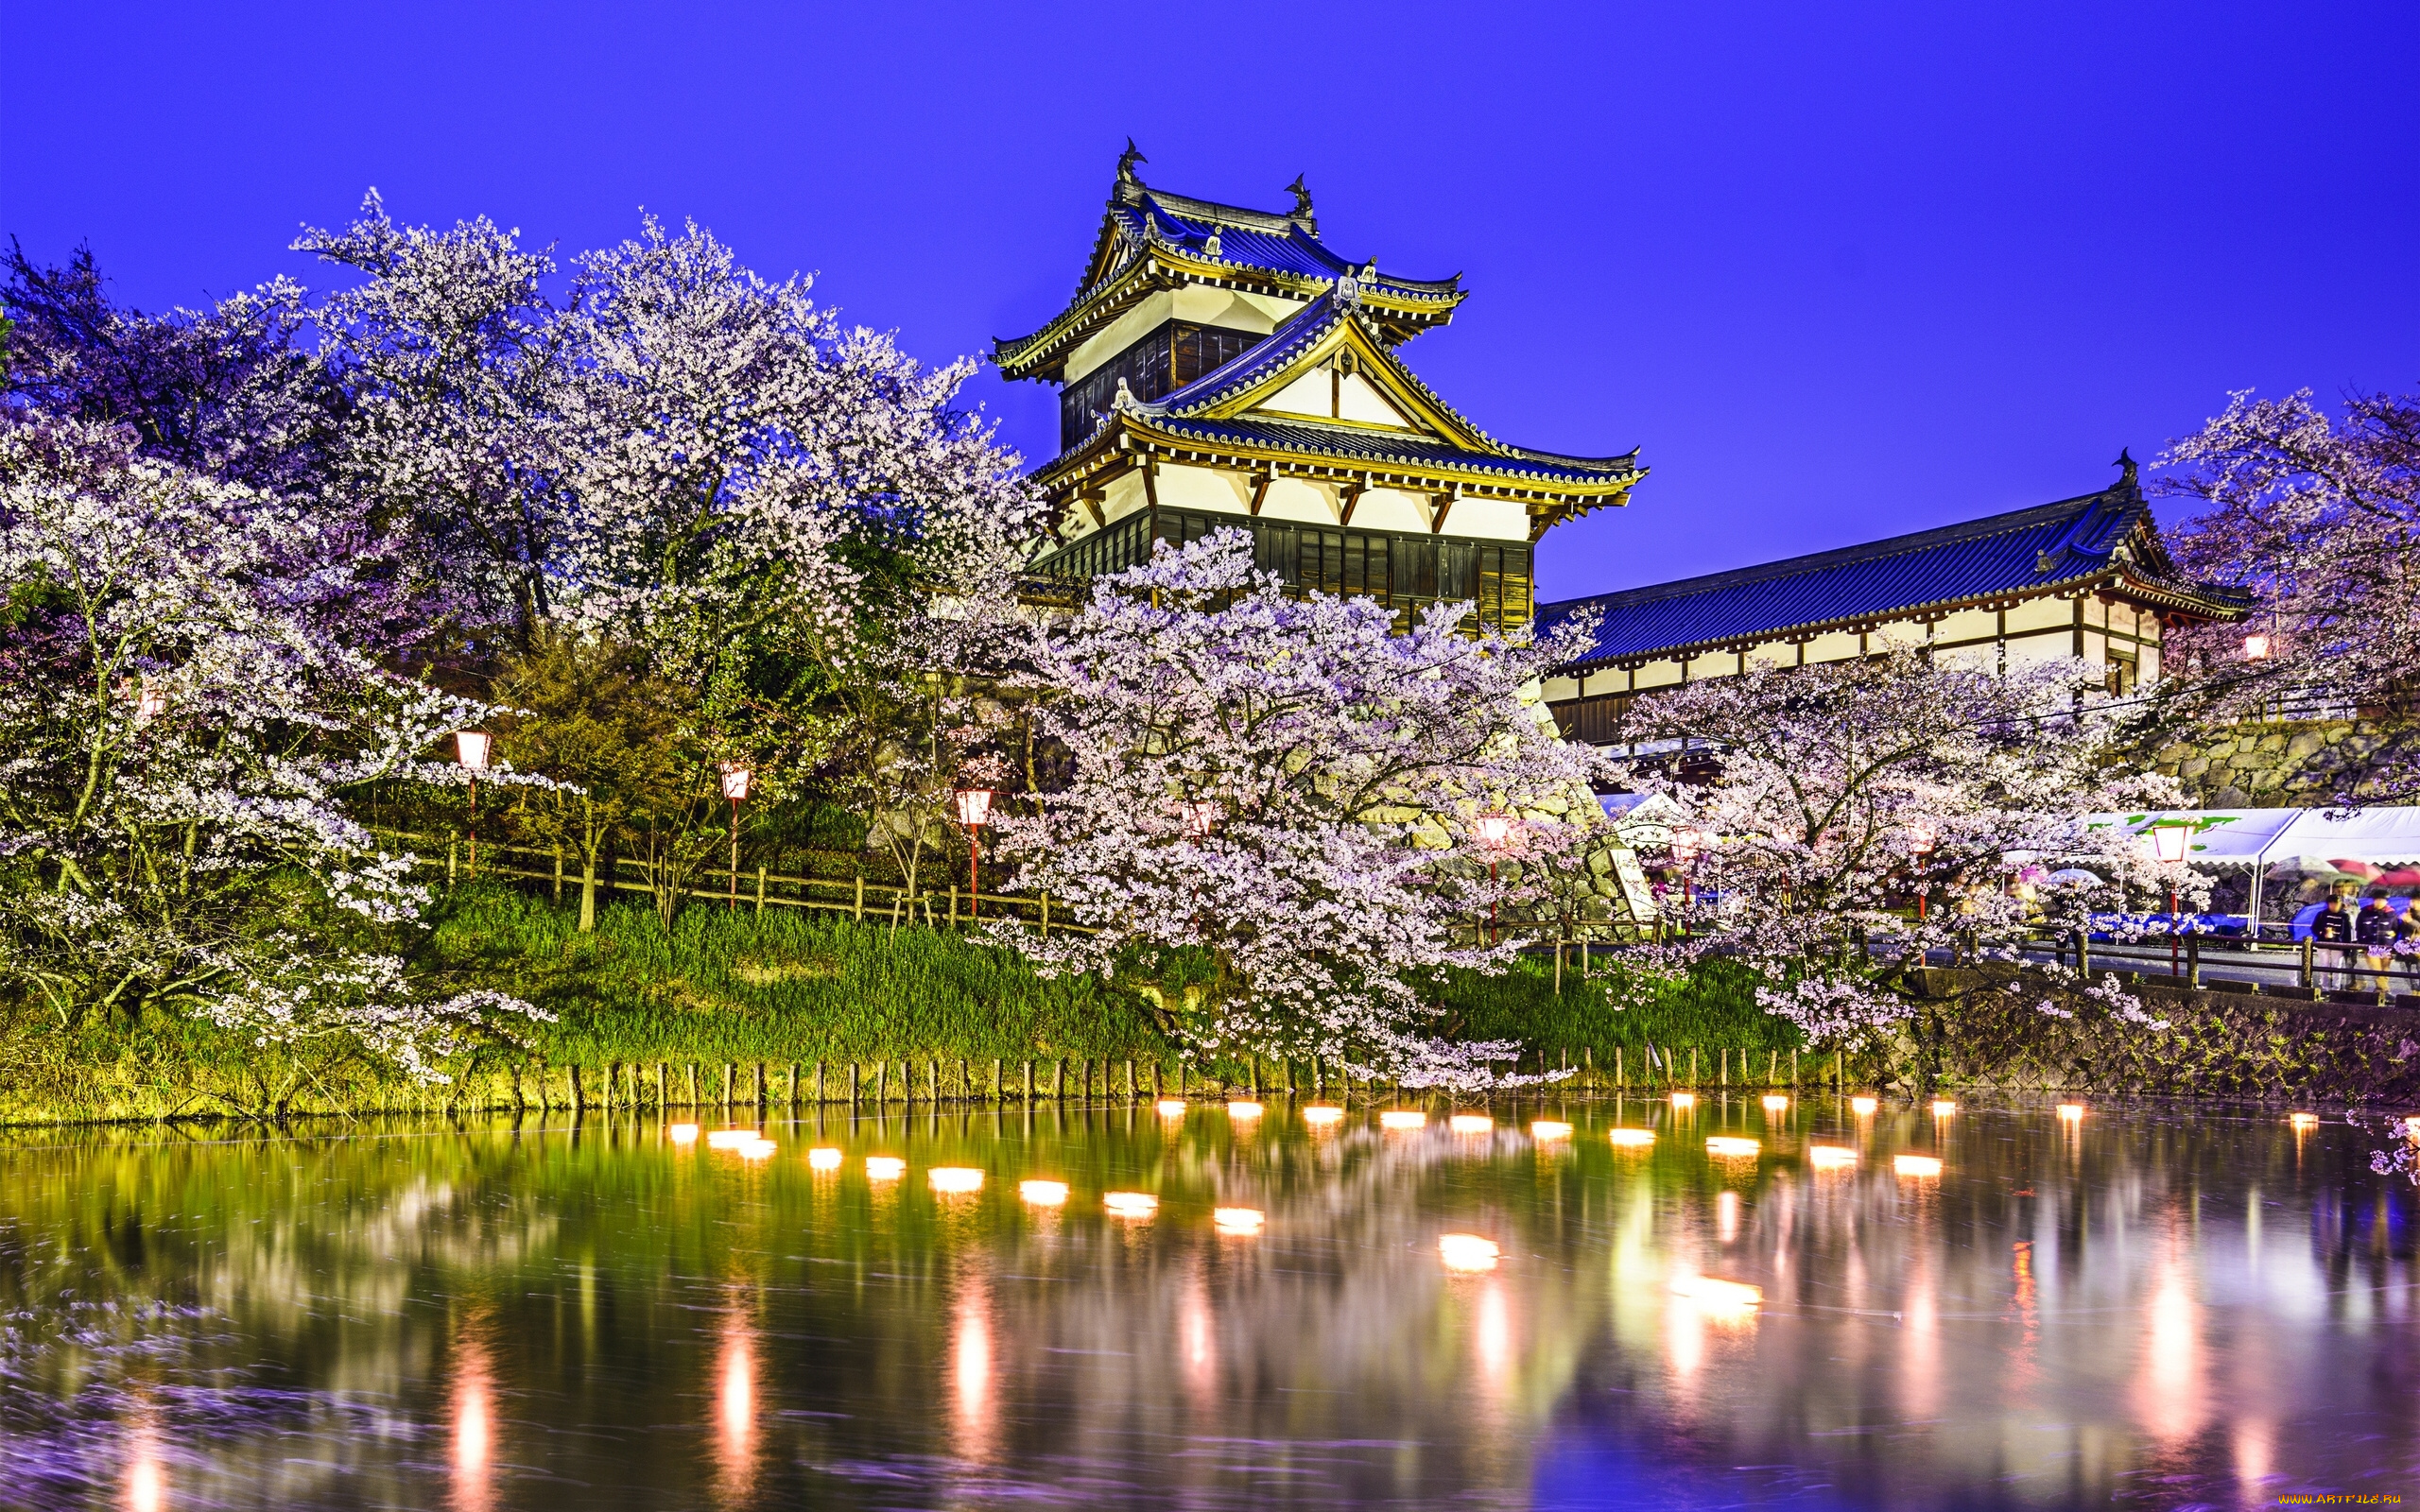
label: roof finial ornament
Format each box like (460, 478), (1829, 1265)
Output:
(1285, 174), (1315, 226)
(1117, 138), (1147, 185)
(2114, 447), (2138, 488)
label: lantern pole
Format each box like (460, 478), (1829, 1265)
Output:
(455, 731), (493, 881)
(720, 764), (753, 910)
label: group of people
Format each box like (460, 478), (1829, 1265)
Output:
(2308, 881), (2414, 993)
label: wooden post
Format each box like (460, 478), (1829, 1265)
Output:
(786, 1062), (797, 1108)
(685, 1063), (698, 1107)
(950, 884), (959, 926)
(553, 842), (564, 902)
(854, 874), (864, 921)
(877, 1060), (889, 1104)
(1023, 1060), (1033, 1102)
(815, 1061), (825, 1104)
(755, 866), (767, 917)
(1249, 1057), (1259, 1096)
(1691, 1046), (1700, 1085)
(1125, 1059), (1135, 1100)
(993, 1058), (1003, 1103)
(2187, 933), (2202, 990)
(570, 1063), (586, 1113)
(655, 1062), (666, 1108)
(1154, 1062), (1165, 1098)
(1053, 1058), (1064, 1101)
(1041, 890), (1050, 939)
(2300, 937), (2314, 992)
(1835, 1049), (1843, 1091)
(448, 836), (458, 889)
(1767, 1050), (1777, 1086)
(928, 1058), (939, 1104)
(850, 1061), (860, 1104)
(1616, 1046), (1623, 1088)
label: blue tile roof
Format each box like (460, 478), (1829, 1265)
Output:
(1149, 415), (1637, 485)
(1537, 482), (2251, 669)
(1124, 197), (1456, 298)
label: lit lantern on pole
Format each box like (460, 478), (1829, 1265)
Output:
(719, 762), (752, 910)
(2243, 633), (2271, 661)
(1475, 812), (1514, 944)
(2150, 820), (2191, 975)
(954, 787), (994, 918)
(135, 680), (167, 725)
(1908, 824), (1936, 920)
(454, 730), (493, 879)
(1179, 799), (1219, 838)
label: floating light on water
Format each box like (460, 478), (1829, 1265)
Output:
(2058, 1103), (2086, 1121)
(1438, 1233), (1500, 1272)
(735, 1138), (777, 1160)
(1929, 1100), (1957, 1116)
(1761, 1094), (1789, 1111)
(2290, 1112), (2319, 1130)
(1894, 1154), (1944, 1177)
(1227, 1101), (1264, 1119)
(1449, 1113), (1494, 1134)
(2405, 1115), (2420, 1138)
(1607, 1128), (1655, 1147)
(1706, 1137), (1760, 1158)
(929, 1167), (984, 1194)
(1380, 1110), (1427, 1130)
(1104, 1191), (1159, 1218)
(1018, 1179), (1068, 1206)
(706, 1128), (759, 1150)
(1303, 1106), (1345, 1125)
(1808, 1145), (1858, 1168)
(1213, 1207), (1265, 1233)
(807, 1147), (842, 1170)
(1155, 1099), (1187, 1117)
(866, 1156), (906, 1180)
(1670, 1092), (1697, 1108)
(1851, 1096), (1878, 1116)
(668, 1124), (700, 1144)
(1671, 1275), (1763, 1308)
(1530, 1120), (1573, 1140)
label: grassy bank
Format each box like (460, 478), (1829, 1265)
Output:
(0, 885), (1804, 1125)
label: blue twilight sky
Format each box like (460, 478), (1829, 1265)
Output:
(3, 1), (2413, 601)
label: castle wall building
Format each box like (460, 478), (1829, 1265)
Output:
(1534, 463), (2251, 746)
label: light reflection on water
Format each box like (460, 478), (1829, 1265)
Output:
(1, 1097), (2416, 1508)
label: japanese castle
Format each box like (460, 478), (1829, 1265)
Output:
(998, 146), (1642, 631)
(1001, 147), (2247, 743)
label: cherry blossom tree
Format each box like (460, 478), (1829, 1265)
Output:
(0, 414), (545, 1087)
(1612, 650), (2205, 1090)
(2156, 388), (2420, 797)
(985, 530), (1600, 1090)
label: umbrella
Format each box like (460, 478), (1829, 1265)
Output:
(2328, 858), (2386, 881)
(2047, 868), (2104, 885)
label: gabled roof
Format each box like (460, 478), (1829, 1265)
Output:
(1037, 291), (1643, 529)
(994, 157), (1464, 382)
(1537, 467), (2253, 672)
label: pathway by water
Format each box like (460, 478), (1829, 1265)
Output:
(2, 1095), (2414, 1509)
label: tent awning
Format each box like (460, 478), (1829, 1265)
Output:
(2090, 807), (2420, 868)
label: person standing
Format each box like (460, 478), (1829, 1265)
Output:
(2312, 882), (2360, 991)
(2358, 890), (2409, 999)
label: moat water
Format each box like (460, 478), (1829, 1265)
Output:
(3, 1095), (2415, 1509)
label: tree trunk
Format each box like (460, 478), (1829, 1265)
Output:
(579, 857), (598, 933)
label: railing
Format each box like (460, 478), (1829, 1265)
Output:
(374, 830), (1088, 935)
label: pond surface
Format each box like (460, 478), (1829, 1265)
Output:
(3, 1094), (2416, 1510)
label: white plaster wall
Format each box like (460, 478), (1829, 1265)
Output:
(1257, 475), (1336, 525)
(2140, 644), (2161, 682)
(2006, 598), (2071, 633)
(1634, 661), (1681, 689)
(1935, 644), (1995, 673)
(1338, 371), (1414, 428)
(1541, 675), (1582, 701)
(1254, 368), (1332, 418)
(1686, 651), (1741, 679)
(1156, 462), (1251, 515)
(1938, 608), (1996, 642)
(2004, 631), (2071, 670)
(1745, 641), (1795, 669)
(1350, 488), (1428, 533)
(1803, 630), (1860, 663)
(1444, 494), (1530, 542)
(2083, 630), (2107, 666)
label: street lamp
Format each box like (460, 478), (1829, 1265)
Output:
(720, 762), (753, 910)
(954, 787), (994, 918)
(2243, 633), (2271, 661)
(454, 730), (492, 879)
(1907, 824), (1937, 921)
(1475, 812), (1514, 943)
(1179, 799), (1220, 838)
(2150, 820), (2191, 975)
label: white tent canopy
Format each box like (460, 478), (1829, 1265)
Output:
(2091, 807), (2420, 931)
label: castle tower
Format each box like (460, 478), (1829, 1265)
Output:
(994, 147), (1643, 630)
